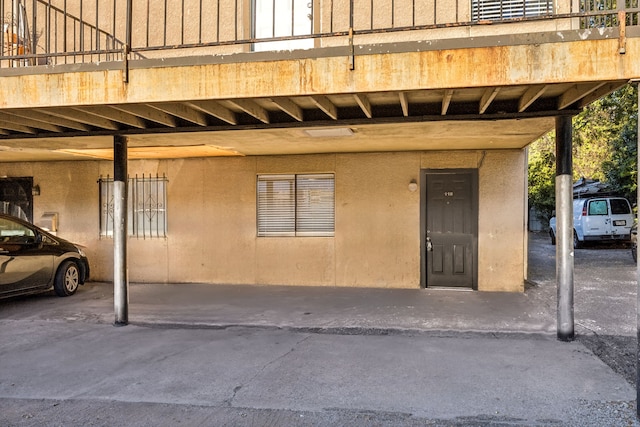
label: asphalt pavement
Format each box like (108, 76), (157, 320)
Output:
(0, 232), (638, 426)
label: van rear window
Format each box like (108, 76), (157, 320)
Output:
(610, 199), (631, 215)
(588, 200), (608, 215)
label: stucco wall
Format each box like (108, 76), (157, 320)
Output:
(0, 149), (525, 291)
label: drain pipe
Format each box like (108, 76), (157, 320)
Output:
(113, 135), (129, 326)
(555, 115), (574, 342)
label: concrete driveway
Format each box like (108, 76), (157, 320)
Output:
(0, 231), (638, 426)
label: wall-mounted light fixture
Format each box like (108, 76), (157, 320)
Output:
(408, 179), (418, 192)
(32, 185), (40, 196)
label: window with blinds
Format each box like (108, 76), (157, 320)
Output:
(472, 0), (553, 21)
(257, 174), (335, 237)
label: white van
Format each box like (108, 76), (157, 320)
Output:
(549, 197), (633, 248)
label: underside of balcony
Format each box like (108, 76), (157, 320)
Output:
(0, 23), (638, 161)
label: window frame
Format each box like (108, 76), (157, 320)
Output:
(257, 173), (335, 237)
(251, 0), (314, 52)
(587, 199), (608, 216)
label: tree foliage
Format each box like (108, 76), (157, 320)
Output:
(528, 84), (638, 219)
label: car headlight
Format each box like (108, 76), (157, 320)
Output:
(76, 247), (86, 257)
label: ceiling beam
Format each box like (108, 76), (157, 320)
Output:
(558, 82), (607, 110)
(186, 100), (237, 125)
(41, 108), (120, 130)
(270, 97), (303, 122)
(441, 90), (453, 115)
(399, 92), (409, 117)
(354, 94), (372, 119)
(73, 106), (147, 129)
(112, 104), (177, 127)
(0, 120), (36, 134)
(11, 110), (91, 131)
(151, 103), (208, 126)
(579, 81), (628, 108)
(311, 95), (338, 120)
(518, 84), (548, 112)
(479, 87), (500, 114)
(228, 99), (270, 124)
(0, 112), (63, 132)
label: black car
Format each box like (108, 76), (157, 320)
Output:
(0, 213), (90, 299)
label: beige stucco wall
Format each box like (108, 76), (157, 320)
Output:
(0, 149), (525, 291)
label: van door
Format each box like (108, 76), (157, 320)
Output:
(582, 199), (612, 239)
(609, 198), (632, 237)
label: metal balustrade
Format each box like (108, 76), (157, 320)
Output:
(1, 0), (638, 68)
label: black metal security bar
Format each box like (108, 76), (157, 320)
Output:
(98, 173), (167, 239)
(1, 0), (639, 68)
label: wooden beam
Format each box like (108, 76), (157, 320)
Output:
(270, 97), (303, 122)
(152, 102), (208, 126)
(441, 89), (453, 115)
(228, 99), (270, 124)
(354, 94), (372, 119)
(518, 84), (548, 112)
(579, 81), (628, 108)
(0, 112), (63, 132)
(479, 87), (500, 114)
(399, 92), (409, 117)
(16, 109), (91, 131)
(186, 100), (237, 125)
(112, 104), (177, 127)
(311, 95), (338, 120)
(0, 120), (36, 134)
(73, 106), (147, 129)
(558, 82), (606, 110)
(43, 109), (120, 130)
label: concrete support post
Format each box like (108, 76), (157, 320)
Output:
(555, 115), (574, 342)
(635, 83), (639, 419)
(113, 135), (129, 326)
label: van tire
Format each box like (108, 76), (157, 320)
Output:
(573, 231), (583, 249)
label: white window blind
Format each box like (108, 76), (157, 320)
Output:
(296, 174), (335, 236)
(472, 0), (553, 21)
(257, 175), (296, 236)
(257, 174), (335, 237)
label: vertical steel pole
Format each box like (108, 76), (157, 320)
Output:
(635, 82), (639, 419)
(556, 115), (574, 342)
(113, 135), (129, 326)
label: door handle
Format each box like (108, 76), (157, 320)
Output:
(426, 237), (433, 251)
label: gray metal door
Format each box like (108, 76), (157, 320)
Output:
(424, 170), (477, 288)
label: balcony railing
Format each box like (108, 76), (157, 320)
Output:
(1, 0), (639, 69)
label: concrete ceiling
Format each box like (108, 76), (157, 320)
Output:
(0, 117), (556, 161)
